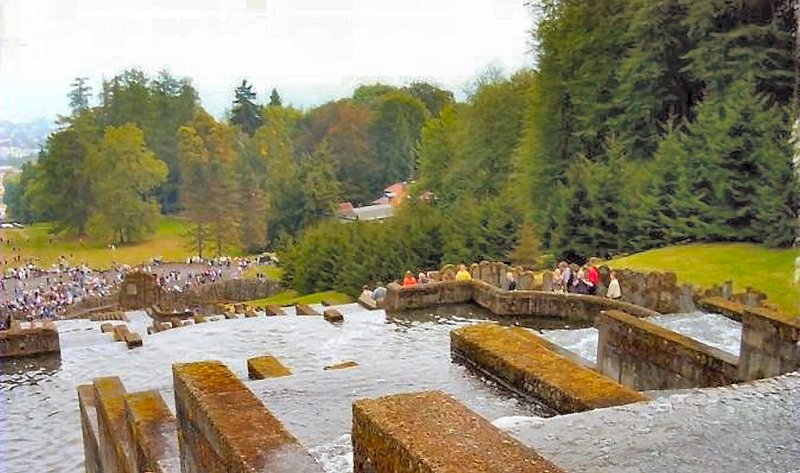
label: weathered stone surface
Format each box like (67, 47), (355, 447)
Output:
(382, 281), (474, 311)
(451, 323), (647, 413)
(265, 304), (287, 316)
(193, 313), (207, 324)
(352, 390), (565, 473)
(596, 310), (740, 390)
(94, 376), (135, 473)
(295, 303), (320, 316)
(78, 384), (103, 473)
(323, 361), (359, 370)
(124, 390), (180, 473)
(357, 294), (378, 310)
(101, 322), (115, 333)
(323, 308), (344, 323)
(697, 297), (748, 322)
(738, 306), (800, 381)
(245, 306), (258, 317)
(247, 355), (292, 379)
(172, 361), (321, 473)
(113, 324), (130, 342)
(124, 331), (143, 349)
(0, 321), (61, 358)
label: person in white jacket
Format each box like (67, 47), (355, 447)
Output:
(606, 271), (622, 300)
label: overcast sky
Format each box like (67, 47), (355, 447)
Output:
(0, 0), (534, 122)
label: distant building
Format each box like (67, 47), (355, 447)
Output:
(338, 204), (394, 222)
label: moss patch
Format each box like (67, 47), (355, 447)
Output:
(246, 290), (352, 308)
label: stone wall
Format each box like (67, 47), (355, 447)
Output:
(78, 385), (103, 473)
(451, 323), (648, 414)
(119, 271), (280, 312)
(125, 390), (180, 473)
(596, 310), (740, 390)
(352, 390), (565, 473)
(0, 321), (60, 358)
(172, 360), (321, 472)
(382, 280), (660, 324)
(738, 307), (800, 381)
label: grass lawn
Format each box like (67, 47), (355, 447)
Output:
(609, 243), (799, 316)
(0, 217), (195, 270)
(241, 265), (283, 281)
(246, 290), (353, 308)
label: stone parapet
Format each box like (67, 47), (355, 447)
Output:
(0, 321), (61, 358)
(382, 280), (659, 324)
(352, 390), (565, 473)
(596, 310), (740, 390)
(738, 307), (800, 380)
(124, 390), (180, 473)
(697, 297), (748, 322)
(451, 323), (647, 413)
(172, 360), (321, 472)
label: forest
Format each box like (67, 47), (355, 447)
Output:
(4, 0), (798, 297)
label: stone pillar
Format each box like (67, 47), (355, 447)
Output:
(722, 281), (733, 300)
(517, 271), (534, 291)
(124, 390), (180, 473)
(541, 272), (553, 292)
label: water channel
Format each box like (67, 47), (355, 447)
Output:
(0, 304), (743, 472)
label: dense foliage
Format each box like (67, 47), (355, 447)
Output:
(4, 0), (796, 295)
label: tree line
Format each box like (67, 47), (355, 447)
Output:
(4, 0), (797, 297)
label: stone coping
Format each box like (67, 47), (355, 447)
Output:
(451, 323), (648, 413)
(352, 390), (565, 473)
(93, 376), (135, 473)
(601, 310), (739, 367)
(247, 355), (293, 379)
(743, 306), (800, 329)
(124, 390), (179, 473)
(697, 297), (748, 322)
(172, 360), (321, 472)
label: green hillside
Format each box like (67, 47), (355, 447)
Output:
(610, 243), (799, 316)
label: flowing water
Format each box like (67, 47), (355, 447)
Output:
(1, 303), (562, 473)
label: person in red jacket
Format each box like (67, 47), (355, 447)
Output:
(587, 264), (600, 295)
(402, 271), (418, 286)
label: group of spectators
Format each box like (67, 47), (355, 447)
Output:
(370, 262), (622, 301)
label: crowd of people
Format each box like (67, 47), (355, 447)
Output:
(361, 262), (622, 303)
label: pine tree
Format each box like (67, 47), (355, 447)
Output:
(508, 219), (542, 269)
(67, 77), (92, 115)
(300, 140), (341, 227)
(231, 79), (263, 136)
(269, 88), (283, 107)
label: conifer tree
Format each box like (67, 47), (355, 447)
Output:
(231, 79), (263, 136)
(508, 219), (542, 269)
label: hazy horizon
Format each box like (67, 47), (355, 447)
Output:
(0, 0), (535, 122)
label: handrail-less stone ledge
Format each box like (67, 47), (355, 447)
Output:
(352, 390), (566, 473)
(93, 376), (136, 473)
(124, 390), (180, 473)
(78, 385), (103, 473)
(739, 306), (800, 380)
(172, 360), (322, 472)
(451, 323), (648, 413)
(597, 310), (740, 390)
(247, 355), (293, 379)
(697, 296), (749, 322)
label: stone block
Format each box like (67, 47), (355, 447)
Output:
(265, 304), (287, 316)
(0, 323), (61, 358)
(323, 361), (359, 371)
(352, 390), (565, 473)
(323, 308), (344, 323)
(245, 306), (258, 317)
(94, 376), (135, 473)
(124, 390), (180, 473)
(451, 323), (648, 413)
(101, 322), (114, 333)
(172, 361), (321, 473)
(295, 303), (320, 316)
(247, 355), (292, 379)
(113, 325), (130, 342)
(193, 313), (206, 324)
(78, 385), (103, 473)
(357, 294), (378, 310)
(124, 331), (143, 349)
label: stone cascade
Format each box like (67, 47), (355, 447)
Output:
(0, 320), (61, 358)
